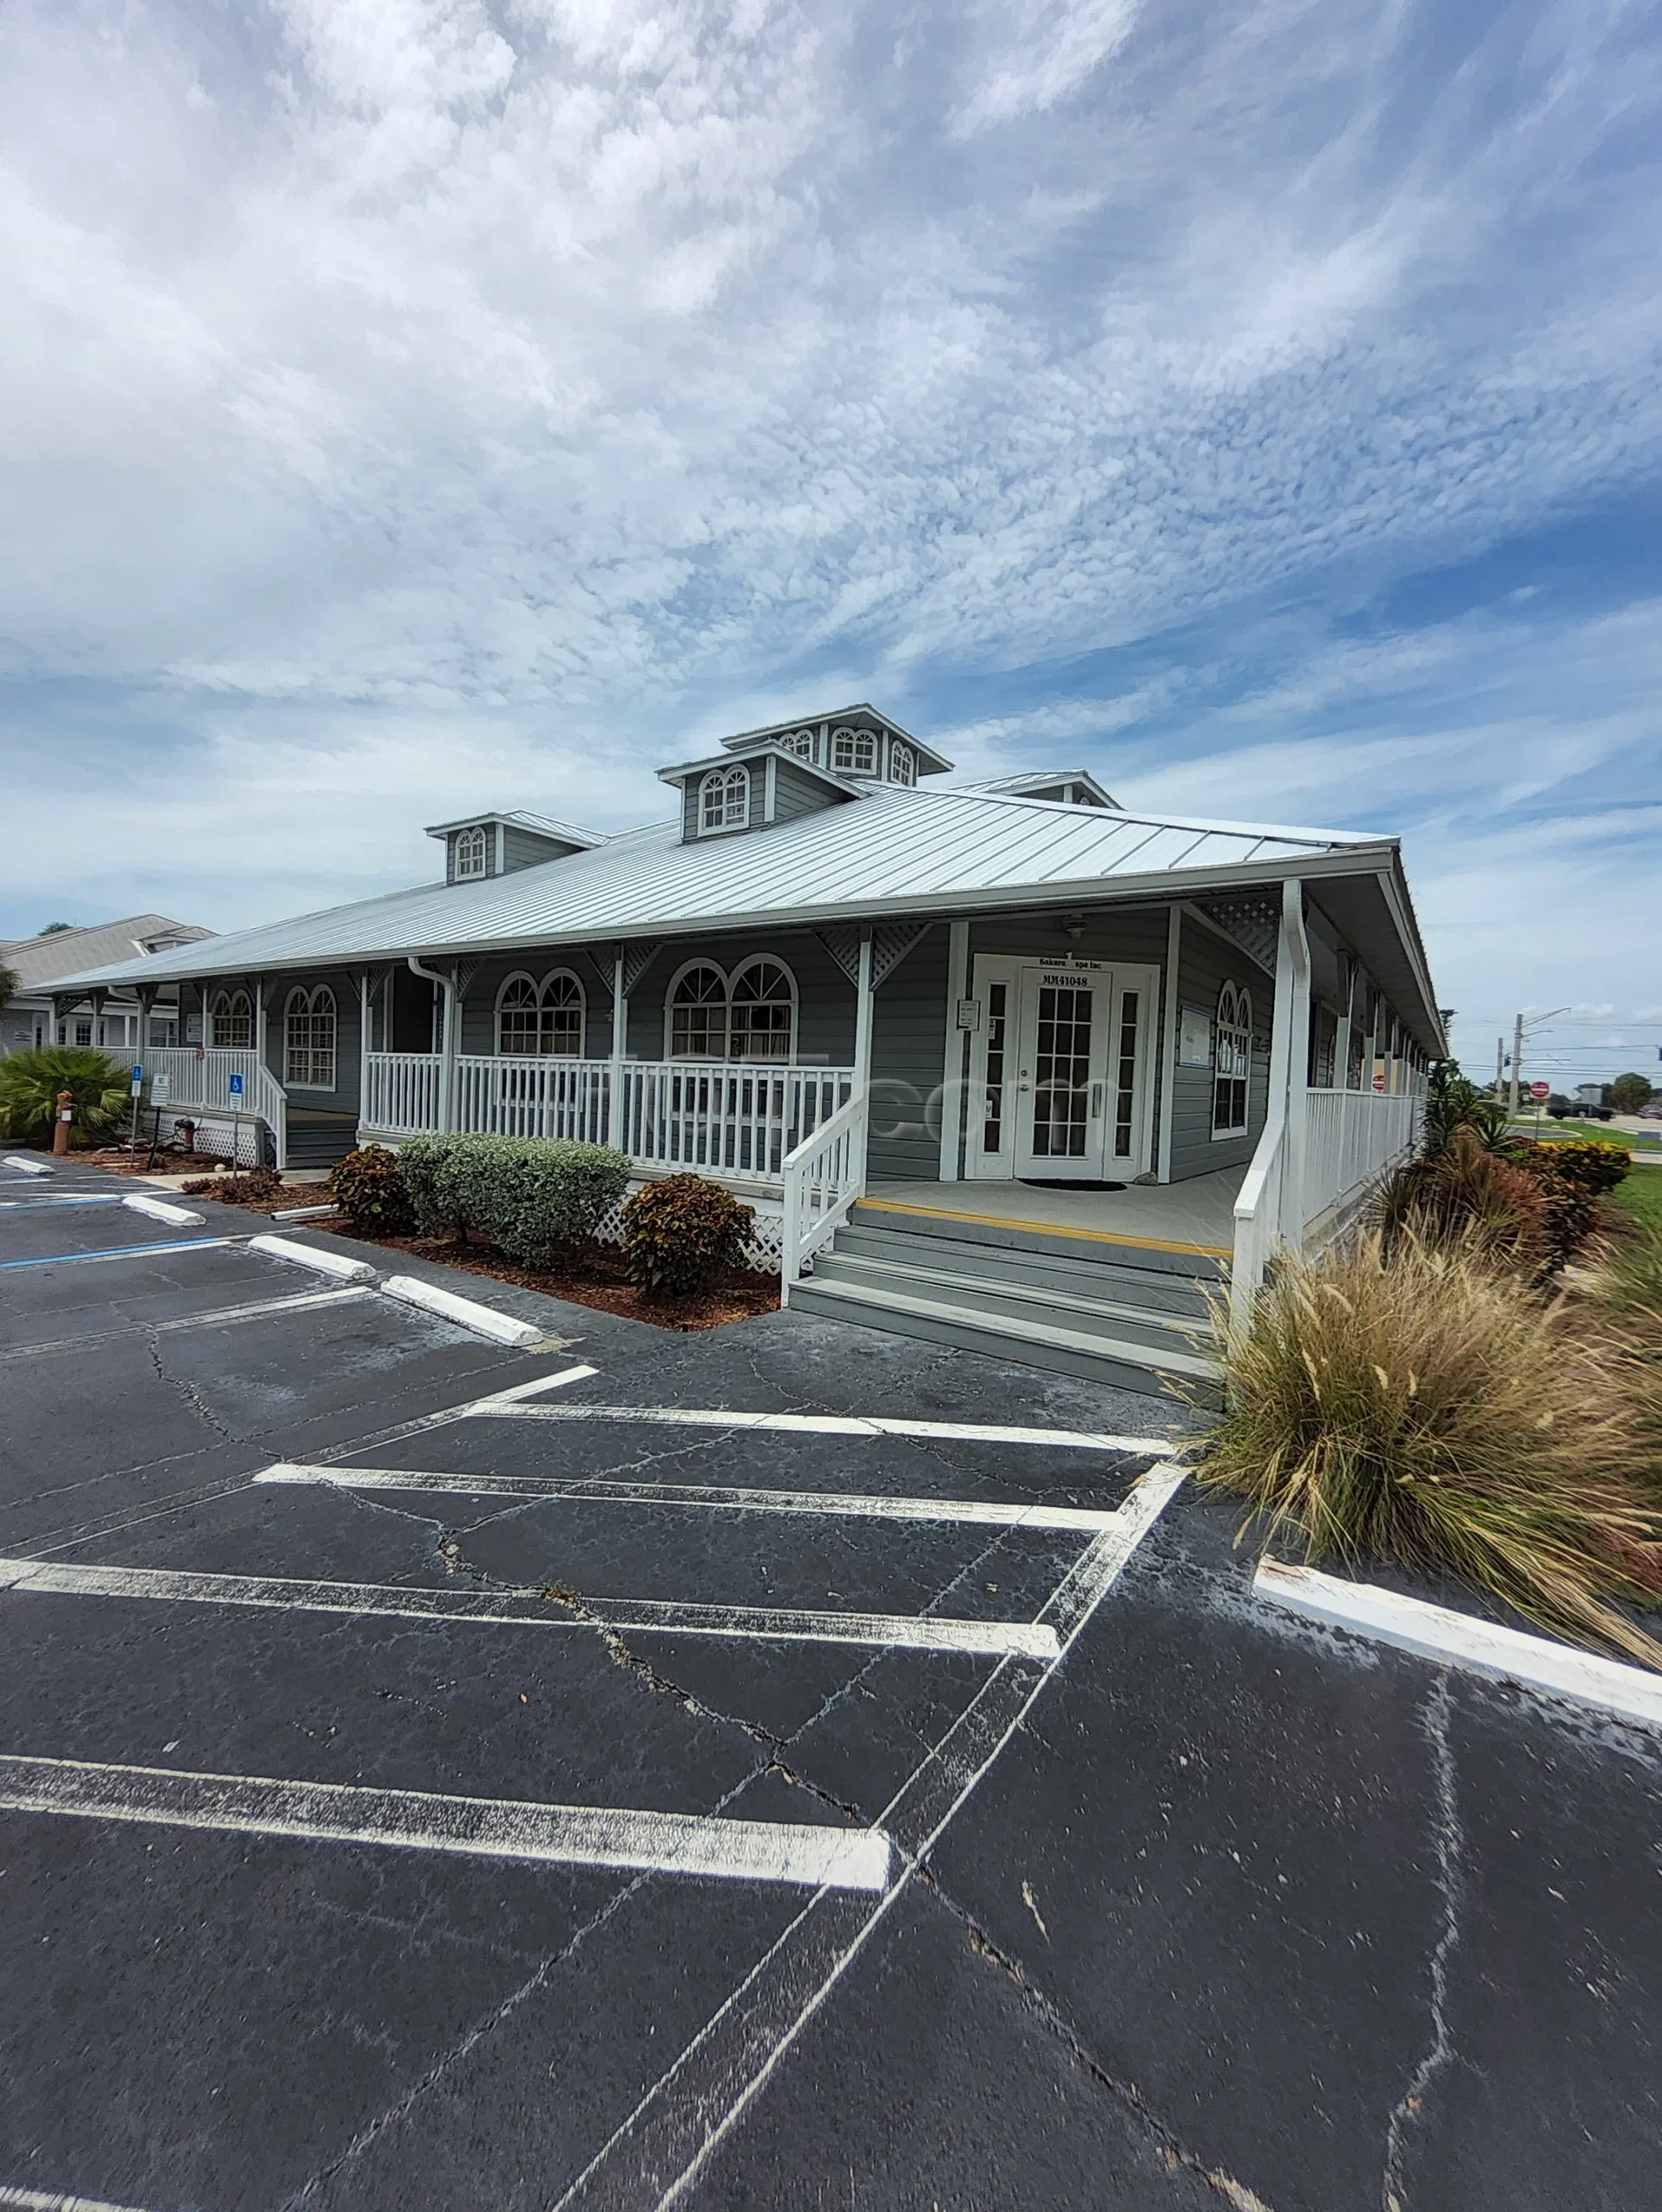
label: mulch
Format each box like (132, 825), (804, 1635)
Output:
(300, 1215), (780, 1332)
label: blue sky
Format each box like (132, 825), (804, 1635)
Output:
(1, 0), (1659, 1088)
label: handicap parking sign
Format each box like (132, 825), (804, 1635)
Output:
(228, 1072), (245, 1098)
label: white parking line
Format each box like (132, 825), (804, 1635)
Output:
(0, 1286), (376, 1365)
(0, 2186), (155, 2211)
(0, 1557), (1059, 1658)
(1255, 1557), (1662, 1730)
(0, 1756), (891, 1891)
(481, 1404), (1178, 1455)
(554, 1465), (1188, 2209)
(253, 1463), (1125, 1532)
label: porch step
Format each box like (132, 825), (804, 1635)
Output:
(789, 1213), (1224, 1405)
(284, 1111), (360, 1170)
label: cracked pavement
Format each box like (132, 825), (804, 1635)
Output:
(3, 1163), (1662, 2210)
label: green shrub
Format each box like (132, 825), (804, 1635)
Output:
(1375, 1127), (1550, 1272)
(1523, 1137), (1631, 1196)
(1419, 1061), (1512, 1160)
(182, 1166), (283, 1206)
(621, 1173), (755, 1296)
(0, 1046), (131, 1146)
(398, 1135), (629, 1266)
(1201, 1230), (1662, 1664)
(328, 1144), (414, 1234)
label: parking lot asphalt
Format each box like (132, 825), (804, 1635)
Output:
(2, 1158), (1660, 2212)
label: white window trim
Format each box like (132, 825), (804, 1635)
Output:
(698, 766), (750, 836)
(785, 728), (818, 764)
(727, 954), (799, 1064)
(1211, 982), (1251, 1139)
(454, 825), (489, 880)
(888, 741), (915, 786)
(664, 957), (731, 1060)
(283, 984), (337, 1091)
(494, 968), (587, 1058)
(830, 725), (876, 775)
(209, 988), (254, 1052)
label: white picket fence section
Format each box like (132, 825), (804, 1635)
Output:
(780, 1089), (868, 1290)
(138, 1048), (289, 1168)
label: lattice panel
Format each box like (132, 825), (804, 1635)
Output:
(1196, 894), (1279, 973)
(590, 1185), (785, 1274)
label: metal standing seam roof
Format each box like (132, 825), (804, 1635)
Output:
(48, 782), (1395, 994)
(4, 914), (214, 991)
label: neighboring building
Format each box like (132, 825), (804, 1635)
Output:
(50, 705), (1442, 1390)
(0, 915), (214, 1059)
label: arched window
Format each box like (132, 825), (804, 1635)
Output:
(454, 826), (489, 880)
(1212, 982), (1251, 1137)
(496, 970), (585, 1057)
(210, 988), (253, 1050)
(888, 741), (915, 786)
(784, 728), (816, 761)
(831, 726), (876, 774)
(668, 963), (729, 1058)
(729, 957), (796, 1063)
(699, 766), (749, 834)
(284, 985), (336, 1090)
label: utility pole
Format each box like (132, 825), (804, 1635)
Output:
(1507, 1012), (1523, 1119)
(1495, 1035), (1505, 1095)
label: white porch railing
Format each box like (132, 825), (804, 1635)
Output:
(616, 1065), (852, 1179)
(1302, 1088), (1419, 1232)
(140, 1047), (289, 1169)
(1232, 1084), (1421, 1335)
(363, 1052), (444, 1139)
(362, 1051), (855, 1184)
(780, 1088), (868, 1291)
(454, 1055), (612, 1142)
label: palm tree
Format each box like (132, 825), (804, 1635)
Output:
(0, 1046), (130, 1146)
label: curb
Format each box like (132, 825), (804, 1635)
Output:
(247, 1234), (377, 1284)
(380, 1273), (545, 1346)
(124, 1193), (206, 1228)
(1255, 1557), (1662, 1731)
(3, 1156), (52, 1176)
(271, 1204), (338, 1224)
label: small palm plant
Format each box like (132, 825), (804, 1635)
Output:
(0, 1046), (131, 1146)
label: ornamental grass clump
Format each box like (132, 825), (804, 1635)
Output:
(1583, 1222), (1662, 1481)
(1200, 1230), (1662, 1665)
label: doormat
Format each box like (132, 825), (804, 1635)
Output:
(1019, 1179), (1127, 1192)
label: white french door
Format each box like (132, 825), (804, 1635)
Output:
(967, 957), (1156, 1181)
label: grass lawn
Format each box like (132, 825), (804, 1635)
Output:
(1608, 1165), (1662, 1231)
(1512, 1116), (1640, 1147)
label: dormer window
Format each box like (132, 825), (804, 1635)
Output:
(454, 825), (489, 880)
(831, 726), (876, 774)
(888, 741), (915, 786)
(700, 764), (750, 833)
(785, 728), (817, 762)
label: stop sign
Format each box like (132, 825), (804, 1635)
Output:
(1530, 1080), (1551, 1101)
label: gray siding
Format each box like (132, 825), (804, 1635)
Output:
(262, 969), (364, 1115)
(866, 925), (948, 1179)
(457, 950), (615, 1059)
(623, 930), (856, 1065)
(770, 757), (844, 825)
(1168, 918), (1271, 1180)
(501, 825), (579, 874)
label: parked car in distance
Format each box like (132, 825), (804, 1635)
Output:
(1548, 1102), (1614, 1122)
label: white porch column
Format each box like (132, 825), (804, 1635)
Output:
(1333, 954), (1353, 1091)
(852, 931), (874, 1188)
(1265, 880), (1312, 1248)
(1156, 904), (1181, 1182)
(406, 957), (455, 1131)
(358, 970), (371, 1132)
(936, 919), (970, 1181)
(610, 947), (627, 1155)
